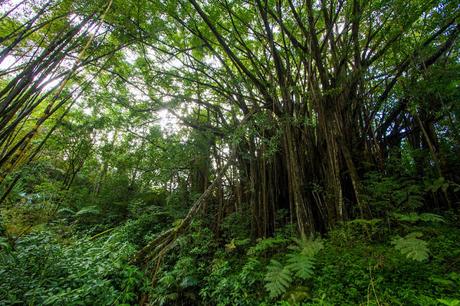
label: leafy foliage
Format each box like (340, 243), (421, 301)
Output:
(0, 230), (147, 305)
(286, 253), (314, 280)
(0, 0), (459, 305)
(264, 259), (292, 298)
(438, 298), (460, 306)
(247, 236), (289, 256)
(392, 232), (430, 261)
(263, 237), (323, 298)
(393, 212), (445, 223)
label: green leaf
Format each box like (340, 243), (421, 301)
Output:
(392, 212), (444, 223)
(180, 276), (198, 288)
(75, 206), (100, 216)
(0, 236), (12, 251)
(419, 213), (445, 223)
(392, 212), (420, 222)
(286, 253), (314, 280)
(391, 232), (429, 261)
(57, 207), (76, 215)
(437, 299), (460, 306)
(264, 259), (292, 298)
(289, 237), (324, 257)
(247, 236), (288, 256)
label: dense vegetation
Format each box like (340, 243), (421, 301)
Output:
(0, 0), (459, 304)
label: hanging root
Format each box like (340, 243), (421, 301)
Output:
(131, 111), (255, 281)
(131, 161), (231, 271)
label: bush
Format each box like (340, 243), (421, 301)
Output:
(0, 230), (147, 305)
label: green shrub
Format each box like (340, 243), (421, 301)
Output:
(0, 230), (147, 305)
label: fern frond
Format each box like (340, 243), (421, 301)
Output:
(57, 207), (76, 215)
(419, 213), (445, 223)
(437, 298), (460, 306)
(247, 236), (288, 256)
(348, 218), (382, 227)
(391, 232), (429, 261)
(75, 206), (100, 216)
(289, 237), (324, 257)
(392, 212), (445, 223)
(286, 253), (314, 280)
(264, 259), (292, 298)
(392, 212), (420, 222)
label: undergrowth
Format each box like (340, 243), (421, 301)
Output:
(148, 213), (460, 306)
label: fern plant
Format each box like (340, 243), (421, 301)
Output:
(437, 299), (460, 306)
(392, 212), (445, 223)
(75, 206), (100, 217)
(247, 236), (288, 256)
(289, 237), (324, 257)
(264, 237), (323, 298)
(391, 232), (429, 261)
(418, 213), (445, 223)
(286, 237), (323, 279)
(264, 259), (292, 298)
(286, 253), (314, 280)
